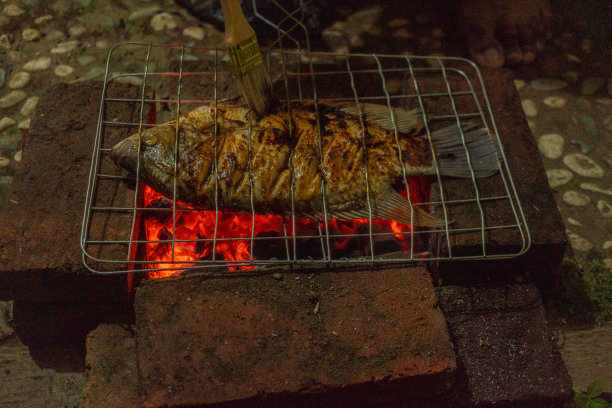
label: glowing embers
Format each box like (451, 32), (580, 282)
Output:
(142, 178), (428, 279)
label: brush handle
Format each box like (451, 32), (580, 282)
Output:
(219, 0), (255, 46)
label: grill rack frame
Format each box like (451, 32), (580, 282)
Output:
(80, 1), (531, 275)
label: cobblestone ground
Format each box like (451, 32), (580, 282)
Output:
(0, 0), (610, 406)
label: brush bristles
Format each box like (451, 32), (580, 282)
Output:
(227, 36), (273, 117)
(236, 64), (272, 117)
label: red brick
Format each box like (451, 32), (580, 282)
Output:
(426, 69), (565, 286)
(0, 82), (141, 301)
(82, 324), (139, 408)
(134, 266), (455, 407)
(436, 284), (573, 405)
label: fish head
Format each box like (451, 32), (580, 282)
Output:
(109, 123), (178, 192)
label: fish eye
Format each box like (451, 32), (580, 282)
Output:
(142, 135), (158, 146)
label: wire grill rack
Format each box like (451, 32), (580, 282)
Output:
(80, 1), (530, 275)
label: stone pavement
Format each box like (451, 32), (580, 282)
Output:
(558, 323), (612, 392)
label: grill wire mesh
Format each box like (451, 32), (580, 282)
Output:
(80, 0), (530, 275)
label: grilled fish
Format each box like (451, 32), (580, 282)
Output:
(110, 102), (498, 227)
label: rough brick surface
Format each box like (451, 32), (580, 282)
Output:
(0, 82), (140, 301)
(427, 69), (566, 286)
(436, 284), (573, 406)
(82, 324), (139, 408)
(83, 277), (575, 408)
(131, 266), (455, 407)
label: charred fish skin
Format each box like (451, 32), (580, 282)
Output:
(109, 123), (179, 197)
(110, 103), (498, 226)
(111, 104), (428, 208)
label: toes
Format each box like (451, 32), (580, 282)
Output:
(462, 23), (505, 68)
(495, 18), (523, 65)
(469, 42), (505, 69)
(477, 47), (505, 68)
(527, 13), (550, 54)
(539, 0), (554, 37)
(456, 0), (553, 68)
(522, 50), (536, 64)
(518, 25), (538, 64)
(499, 18), (538, 65)
(535, 41), (545, 52)
(505, 47), (524, 65)
(528, 14), (548, 45)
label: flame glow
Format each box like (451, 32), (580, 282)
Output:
(143, 178), (427, 279)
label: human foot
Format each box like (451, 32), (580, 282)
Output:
(455, 0), (553, 68)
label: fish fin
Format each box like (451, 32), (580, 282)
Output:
(371, 188), (443, 228)
(217, 95), (244, 105)
(430, 124), (500, 178)
(306, 188), (443, 228)
(328, 102), (424, 135)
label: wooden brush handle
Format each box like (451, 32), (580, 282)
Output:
(219, 0), (255, 46)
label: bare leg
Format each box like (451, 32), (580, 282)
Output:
(455, 0), (553, 68)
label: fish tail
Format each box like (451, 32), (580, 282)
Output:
(430, 124), (500, 178)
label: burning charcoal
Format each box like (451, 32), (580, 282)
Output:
(373, 238), (402, 255)
(146, 226), (175, 263)
(199, 251), (219, 261)
(144, 197), (174, 222)
(148, 197), (173, 209)
(335, 236), (368, 259)
(194, 233), (207, 256)
(252, 231), (287, 261)
(355, 223), (372, 235)
(255, 231), (280, 239)
(157, 226), (173, 242)
(294, 238), (325, 260)
(144, 197), (193, 223)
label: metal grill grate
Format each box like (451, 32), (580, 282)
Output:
(80, 1), (530, 275)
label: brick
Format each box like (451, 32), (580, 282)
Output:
(436, 284), (573, 405)
(0, 82), (141, 301)
(82, 324), (139, 408)
(426, 69), (565, 287)
(133, 266), (455, 407)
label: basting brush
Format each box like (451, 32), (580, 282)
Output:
(220, 0), (272, 117)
